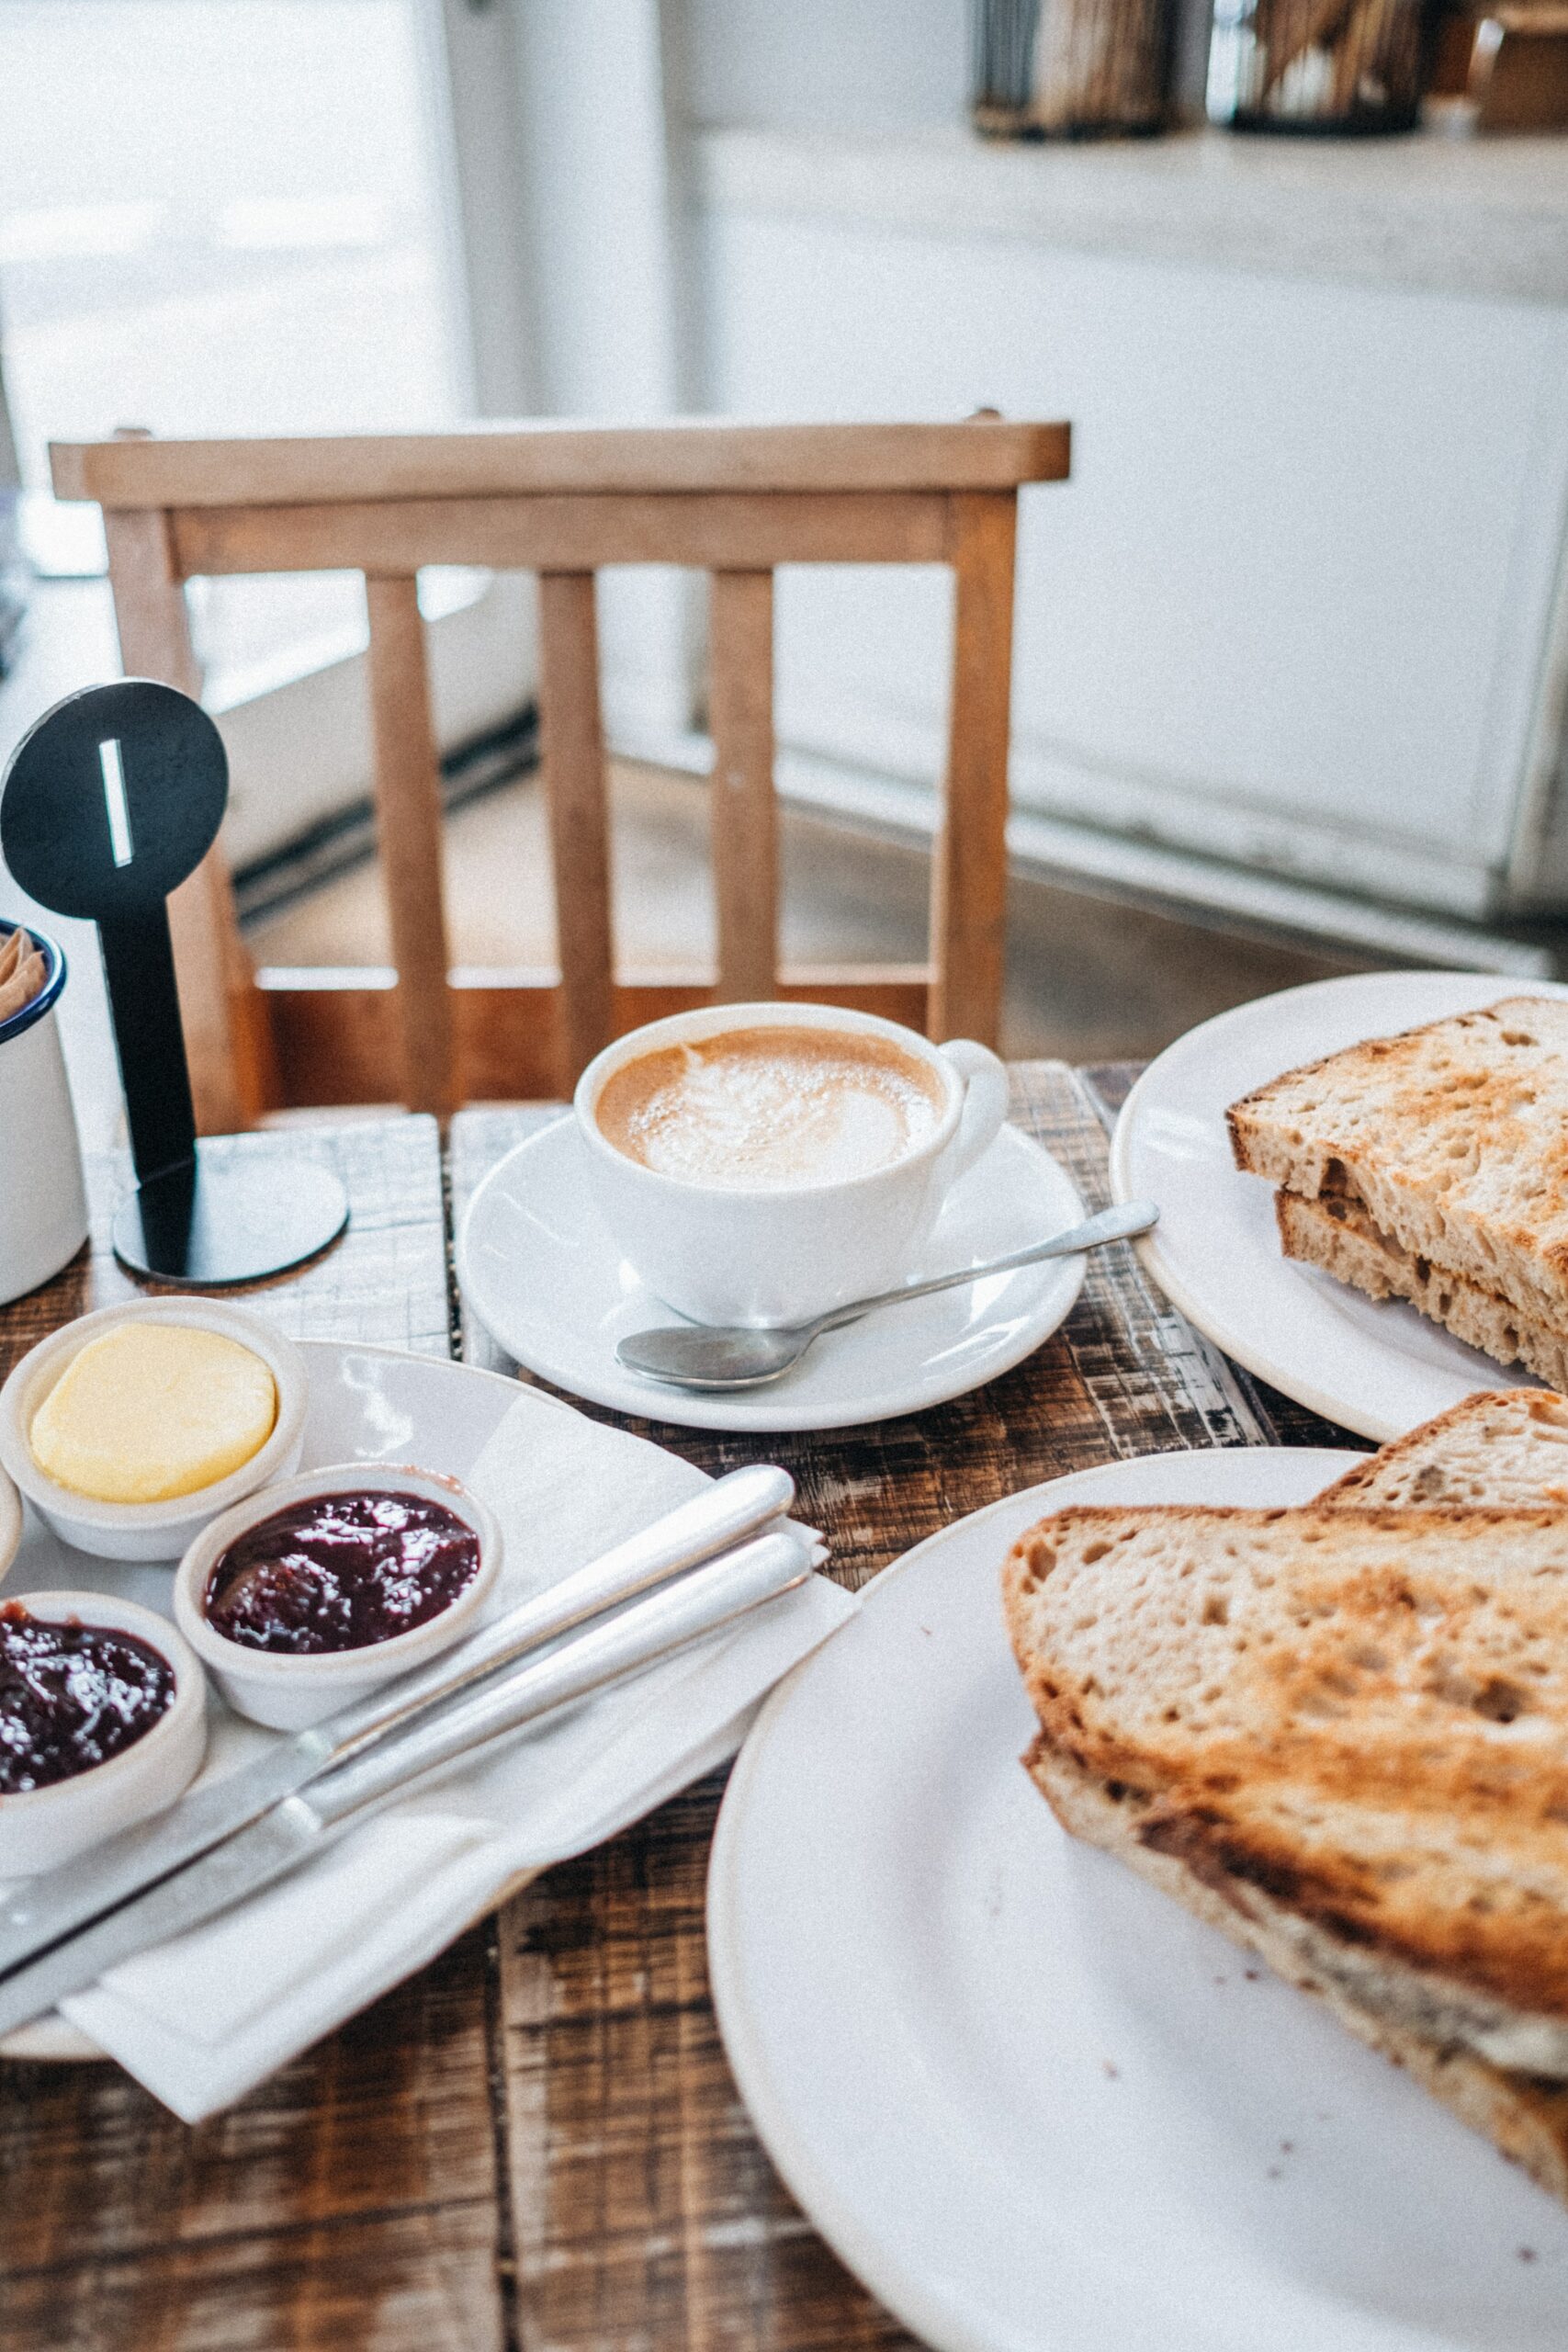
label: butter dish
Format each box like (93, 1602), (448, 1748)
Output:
(0, 1300), (307, 1561)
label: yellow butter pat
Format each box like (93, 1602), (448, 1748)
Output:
(31, 1325), (277, 1504)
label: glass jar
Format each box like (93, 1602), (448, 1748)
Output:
(1206, 0), (1432, 132)
(971, 0), (1178, 138)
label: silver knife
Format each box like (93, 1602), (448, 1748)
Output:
(0, 1523), (813, 2034)
(0, 1463), (795, 1981)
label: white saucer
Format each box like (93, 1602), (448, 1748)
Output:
(1110, 971), (1568, 1442)
(457, 1116), (1087, 1432)
(710, 1446), (1568, 2352)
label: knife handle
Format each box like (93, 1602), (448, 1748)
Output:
(306, 1462), (798, 1762)
(303, 1527), (813, 1828)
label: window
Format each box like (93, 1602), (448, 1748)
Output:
(0, 0), (467, 688)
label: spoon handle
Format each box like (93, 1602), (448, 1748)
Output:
(810, 1199), (1159, 1336)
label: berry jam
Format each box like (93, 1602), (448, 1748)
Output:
(204, 1489), (480, 1656)
(0, 1603), (175, 1793)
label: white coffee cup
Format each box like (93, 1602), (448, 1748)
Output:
(0, 921), (89, 1307)
(573, 1002), (1010, 1327)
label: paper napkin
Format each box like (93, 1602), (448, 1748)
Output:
(58, 1385), (856, 2120)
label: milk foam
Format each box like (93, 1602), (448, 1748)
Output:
(595, 1028), (943, 1190)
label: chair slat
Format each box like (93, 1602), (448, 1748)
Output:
(538, 572), (615, 1087)
(930, 492), (1018, 1046)
(709, 571), (779, 1002)
(364, 575), (456, 1115)
(167, 491), (953, 577)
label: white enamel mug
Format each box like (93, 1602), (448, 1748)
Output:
(574, 1002), (1010, 1327)
(0, 920), (88, 1306)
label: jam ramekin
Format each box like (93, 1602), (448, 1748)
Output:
(0, 1589), (208, 1875)
(173, 1463), (502, 1730)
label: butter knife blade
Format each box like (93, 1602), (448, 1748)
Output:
(0, 1463), (794, 1982)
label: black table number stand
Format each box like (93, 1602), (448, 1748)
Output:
(2, 680), (348, 1284)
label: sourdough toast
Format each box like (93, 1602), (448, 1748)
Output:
(1003, 1505), (1568, 2086)
(1227, 996), (1568, 1336)
(1003, 1496), (1568, 2194)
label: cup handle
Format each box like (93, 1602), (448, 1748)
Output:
(937, 1039), (1009, 1185)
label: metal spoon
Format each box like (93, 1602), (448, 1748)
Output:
(615, 1199), (1160, 1390)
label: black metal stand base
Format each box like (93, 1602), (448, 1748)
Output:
(112, 1144), (349, 1286)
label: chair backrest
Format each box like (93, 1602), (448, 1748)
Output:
(51, 416), (1070, 1126)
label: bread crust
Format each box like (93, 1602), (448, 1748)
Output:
(1320, 1390), (1568, 1510)
(1226, 996), (1568, 1332)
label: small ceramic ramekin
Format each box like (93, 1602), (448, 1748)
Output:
(0, 1299), (308, 1563)
(0, 1590), (208, 1876)
(0, 1465), (19, 1590)
(174, 1462), (503, 1731)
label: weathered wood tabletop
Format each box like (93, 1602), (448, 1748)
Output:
(1, 1066), (1364, 2352)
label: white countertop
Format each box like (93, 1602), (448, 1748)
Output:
(694, 124), (1568, 304)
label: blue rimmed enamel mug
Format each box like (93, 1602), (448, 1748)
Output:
(0, 918), (88, 1303)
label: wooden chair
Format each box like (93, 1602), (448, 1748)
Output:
(50, 417), (1071, 1128)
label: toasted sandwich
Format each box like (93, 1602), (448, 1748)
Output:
(1003, 1482), (1568, 2199)
(1228, 996), (1568, 1385)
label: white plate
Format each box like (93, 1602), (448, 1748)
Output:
(709, 1447), (1568, 2352)
(457, 1114), (1087, 1432)
(1110, 971), (1568, 1442)
(1, 1340), (570, 2065)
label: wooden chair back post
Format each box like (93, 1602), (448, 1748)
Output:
(537, 571), (616, 1081)
(709, 568), (779, 1001)
(933, 490), (1019, 1042)
(97, 438), (277, 1134)
(363, 574), (457, 1115)
(52, 419), (1069, 1124)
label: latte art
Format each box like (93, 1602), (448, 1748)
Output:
(594, 1025), (945, 1189)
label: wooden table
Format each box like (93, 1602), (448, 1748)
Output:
(2, 1066), (1363, 2352)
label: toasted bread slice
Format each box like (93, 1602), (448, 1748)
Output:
(1276, 1189), (1568, 1389)
(1002, 1504), (1568, 2071)
(1227, 996), (1568, 1334)
(1320, 1389), (1568, 1510)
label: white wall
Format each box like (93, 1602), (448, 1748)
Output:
(468, 2), (1568, 927)
(504, 0), (699, 741)
(696, 198), (1568, 918)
